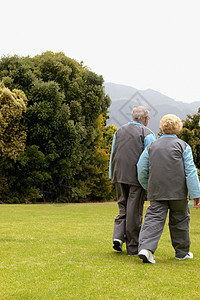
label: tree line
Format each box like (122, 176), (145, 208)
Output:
(0, 51), (199, 203)
(0, 51), (116, 203)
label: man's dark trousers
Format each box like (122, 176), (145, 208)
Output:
(113, 183), (145, 255)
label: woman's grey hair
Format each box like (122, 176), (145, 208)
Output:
(132, 106), (149, 121)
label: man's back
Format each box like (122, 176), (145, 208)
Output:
(111, 122), (153, 185)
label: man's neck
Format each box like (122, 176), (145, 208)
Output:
(133, 119), (147, 126)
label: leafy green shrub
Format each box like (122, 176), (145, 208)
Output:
(178, 108), (200, 169)
(0, 52), (112, 203)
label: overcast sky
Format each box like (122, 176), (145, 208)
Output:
(1, 0), (200, 103)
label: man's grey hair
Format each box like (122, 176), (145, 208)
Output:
(132, 106), (149, 121)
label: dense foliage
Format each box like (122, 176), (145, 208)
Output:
(0, 83), (27, 161)
(178, 108), (200, 170)
(0, 52), (114, 203)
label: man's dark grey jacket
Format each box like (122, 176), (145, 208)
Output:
(109, 121), (155, 186)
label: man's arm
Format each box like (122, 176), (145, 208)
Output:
(137, 147), (149, 189)
(109, 132), (116, 179)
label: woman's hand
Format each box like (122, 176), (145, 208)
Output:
(193, 198), (200, 209)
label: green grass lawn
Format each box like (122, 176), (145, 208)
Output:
(0, 202), (199, 299)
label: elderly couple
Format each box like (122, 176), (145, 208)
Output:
(109, 106), (200, 263)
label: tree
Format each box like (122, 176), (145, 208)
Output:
(0, 83), (27, 202)
(0, 52), (111, 203)
(0, 83), (27, 161)
(103, 124), (118, 153)
(74, 115), (114, 202)
(178, 108), (200, 169)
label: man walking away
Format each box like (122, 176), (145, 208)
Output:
(109, 106), (156, 255)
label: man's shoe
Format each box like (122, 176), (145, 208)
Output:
(113, 239), (123, 252)
(138, 249), (156, 264)
(175, 252), (193, 260)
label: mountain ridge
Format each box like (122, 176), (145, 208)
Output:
(105, 82), (200, 135)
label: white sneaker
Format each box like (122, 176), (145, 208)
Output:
(113, 239), (123, 252)
(138, 249), (156, 264)
(175, 252), (193, 260)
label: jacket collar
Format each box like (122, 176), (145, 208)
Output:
(161, 134), (177, 138)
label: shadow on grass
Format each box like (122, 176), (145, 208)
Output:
(91, 248), (195, 267)
(0, 237), (30, 243)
